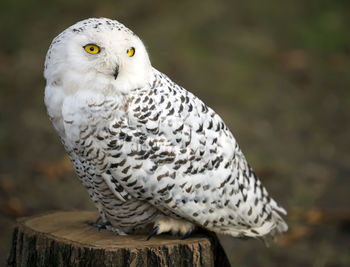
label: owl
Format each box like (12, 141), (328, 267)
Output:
(44, 18), (287, 240)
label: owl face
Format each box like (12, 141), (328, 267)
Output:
(44, 18), (153, 94)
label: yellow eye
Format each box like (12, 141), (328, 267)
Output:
(127, 47), (135, 57)
(84, 44), (100, 54)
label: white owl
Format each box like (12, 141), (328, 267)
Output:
(44, 18), (287, 240)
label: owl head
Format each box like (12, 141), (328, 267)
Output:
(44, 18), (153, 94)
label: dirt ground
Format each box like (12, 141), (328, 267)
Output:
(1, 0), (349, 266)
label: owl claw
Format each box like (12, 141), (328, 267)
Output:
(146, 225), (159, 240)
(94, 216), (102, 224)
(181, 229), (193, 240)
(86, 219), (111, 231)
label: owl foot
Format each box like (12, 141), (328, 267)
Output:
(85, 216), (111, 231)
(181, 229), (194, 240)
(146, 216), (195, 240)
(146, 225), (159, 240)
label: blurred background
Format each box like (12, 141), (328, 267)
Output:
(1, 0), (349, 266)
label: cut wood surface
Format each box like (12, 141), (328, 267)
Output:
(7, 211), (230, 267)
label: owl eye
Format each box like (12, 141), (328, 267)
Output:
(127, 47), (135, 57)
(83, 44), (100, 54)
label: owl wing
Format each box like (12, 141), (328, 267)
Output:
(101, 70), (287, 237)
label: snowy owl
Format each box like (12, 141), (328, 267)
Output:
(44, 18), (287, 240)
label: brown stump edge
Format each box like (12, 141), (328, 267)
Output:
(7, 211), (231, 267)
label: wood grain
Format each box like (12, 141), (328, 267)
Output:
(7, 211), (230, 267)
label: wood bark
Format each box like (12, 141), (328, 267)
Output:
(7, 211), (230, 267)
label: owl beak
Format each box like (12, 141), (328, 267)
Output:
(113, 64), (119, 80)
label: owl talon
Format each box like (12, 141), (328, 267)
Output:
(181, 229), (193, 240)
(95, 216), (102, 224)
(146, 225), (160, 240)
(86, 220), (111, 231)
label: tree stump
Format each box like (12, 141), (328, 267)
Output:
(7, 211), (230, 267)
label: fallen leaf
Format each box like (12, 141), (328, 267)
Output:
(0, 175), (16, 195)
(280, 49), (309, 71)
(32, 155), (74, 180)
(276, 225), (311, 247)
(1, 197), (26, 217)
